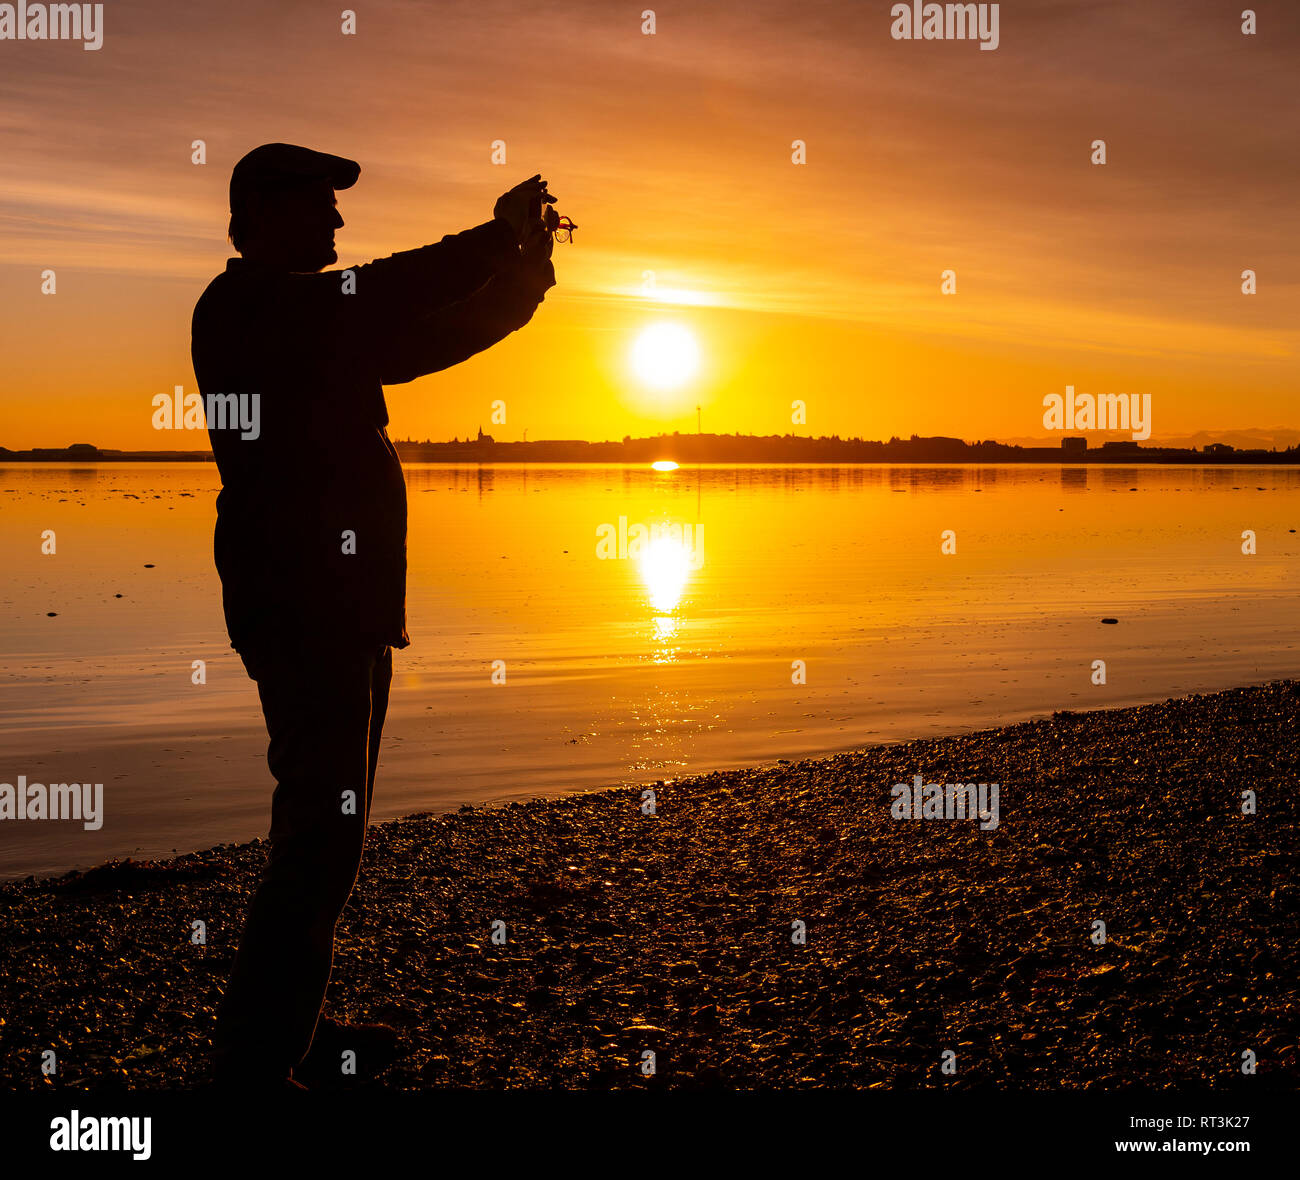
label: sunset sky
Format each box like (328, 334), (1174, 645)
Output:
(1, 0), (1297, 450)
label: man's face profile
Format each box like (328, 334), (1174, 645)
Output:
(240, 178), (344, 271)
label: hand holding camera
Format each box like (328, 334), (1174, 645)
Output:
(494, 175), (576, 247)
(494, 175), (554, 245)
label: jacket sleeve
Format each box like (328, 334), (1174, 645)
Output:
(378, 252), (555, 385)
(349, 218), (520, 330)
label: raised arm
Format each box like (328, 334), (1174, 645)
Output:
(348, 219), (518, 325)
(378, 229), (556, 385)
(346, 176), (555, 329)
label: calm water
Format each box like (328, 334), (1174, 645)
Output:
(2, 462), (1297, 879)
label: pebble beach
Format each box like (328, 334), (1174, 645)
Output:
(1, 681), (1296, 1091)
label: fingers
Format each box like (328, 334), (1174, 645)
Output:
(508, 176), (557, 202)
(496, 176), (561, 253)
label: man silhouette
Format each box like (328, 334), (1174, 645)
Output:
(191, 143), (556, 1089)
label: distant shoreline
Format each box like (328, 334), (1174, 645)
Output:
(4, 435), (1300, 467)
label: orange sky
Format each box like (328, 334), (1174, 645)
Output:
(1, 0), (1297, 450)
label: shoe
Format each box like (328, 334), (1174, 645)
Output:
(294, 1015), (404, 1086)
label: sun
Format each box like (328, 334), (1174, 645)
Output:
(630, 322), (700, 391)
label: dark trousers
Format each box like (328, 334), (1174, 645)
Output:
(213, 636), (393, 1078)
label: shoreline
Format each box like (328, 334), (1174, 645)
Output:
(1, 681), (1296, 1089)
(6, 456), (1300, 467)
(6, 666), (1299, 884)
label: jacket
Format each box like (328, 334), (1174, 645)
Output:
(191, 217), (552, 652)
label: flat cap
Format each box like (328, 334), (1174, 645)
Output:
(229, 143), (360, 206)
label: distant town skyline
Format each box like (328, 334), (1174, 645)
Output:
(7, 424), (1300, 465)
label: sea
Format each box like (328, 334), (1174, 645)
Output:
(1, 461), (1296, 879)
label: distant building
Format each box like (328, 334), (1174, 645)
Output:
(1204, 443), (1234, 455)
(905, 434), (966, 457)
(32, 444), (102, 459)
(1061, 437), (1087, 453)
(1100, 440), (1141, 452)
(475, 426), (494, 444)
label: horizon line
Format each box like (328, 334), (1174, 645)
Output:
(4, 429), (1299, 457)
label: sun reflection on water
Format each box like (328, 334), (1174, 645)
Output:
(639, 534), (692, 613)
